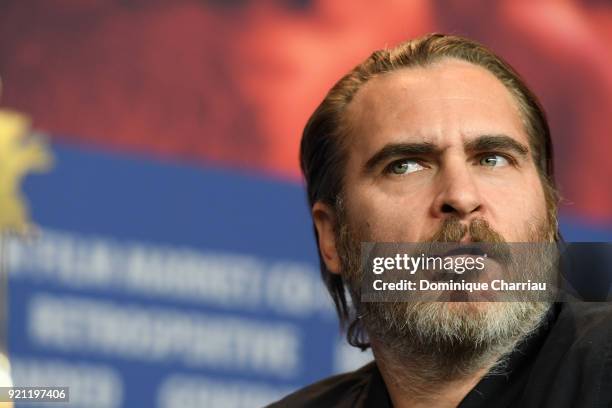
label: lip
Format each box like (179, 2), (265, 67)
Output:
(436, 244), (511, 266)
(459, 235), (474, 244)
(440, 245), (487, 258)
(427, 244), (490, 261)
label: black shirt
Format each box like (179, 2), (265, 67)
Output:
(268, 303), (612, 407)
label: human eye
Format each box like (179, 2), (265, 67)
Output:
(385, 159), (426, 175)
(479, 154), (511, 167)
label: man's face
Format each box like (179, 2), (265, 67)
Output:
(340, 58), (548, 244)
(313, 58), (555, 375)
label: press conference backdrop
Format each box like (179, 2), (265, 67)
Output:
(1, 1), (612, 407)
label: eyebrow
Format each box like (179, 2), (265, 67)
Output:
(364, 142), (439, 173)
(363, 134), (530, 173)
(464, 135), (529, 157)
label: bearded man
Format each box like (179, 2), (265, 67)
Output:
(269, 33), (612, 407)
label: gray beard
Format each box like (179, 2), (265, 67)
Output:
(336, 215), (554, 388)
(364, 300), (550, 386)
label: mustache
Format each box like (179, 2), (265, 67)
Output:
(419, 217), (512, 266)
(427, 216), (505, 243)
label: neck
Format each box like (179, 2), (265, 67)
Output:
(371, 339), (504, 408)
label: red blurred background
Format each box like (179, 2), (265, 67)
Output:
(0, 0), (611, 222)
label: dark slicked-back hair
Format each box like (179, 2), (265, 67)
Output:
(300, 33), (557, 345)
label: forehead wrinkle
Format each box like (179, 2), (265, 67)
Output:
(342, 60), (531, 158)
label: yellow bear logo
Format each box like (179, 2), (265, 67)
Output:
(0, 110), (53, 235)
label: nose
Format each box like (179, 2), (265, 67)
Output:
(431, 161), (483, 220)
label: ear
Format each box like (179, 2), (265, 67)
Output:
(312, 201), (342, 275)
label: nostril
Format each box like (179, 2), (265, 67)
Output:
(441, 203), (455, 213)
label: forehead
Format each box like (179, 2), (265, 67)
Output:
(343, 58), (528, 150)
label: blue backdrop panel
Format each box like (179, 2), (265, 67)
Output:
(6, 142), (611, 407)
(8, 143), (371, 408)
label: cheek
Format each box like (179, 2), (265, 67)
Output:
(345, 185), (430, 242)
(521, 175), (548, 218)
(482, 175), (548, 240)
